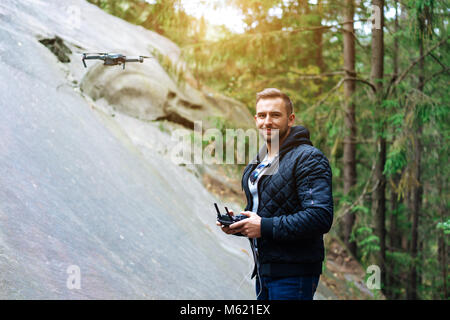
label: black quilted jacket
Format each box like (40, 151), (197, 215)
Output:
(241, 125), (333, 277)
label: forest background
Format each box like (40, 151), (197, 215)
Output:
(87, 0), (449, 300)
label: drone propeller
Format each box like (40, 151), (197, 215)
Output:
(82, 52), (108, 55)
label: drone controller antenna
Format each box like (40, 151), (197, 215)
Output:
(214, 203), (221, 219)
(225, 207), (233, 219)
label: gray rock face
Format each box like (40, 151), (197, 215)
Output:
(0, 0), (254, 299)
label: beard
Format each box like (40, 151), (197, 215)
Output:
(259, 121), (290, 147)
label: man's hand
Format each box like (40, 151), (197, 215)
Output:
(216, 209), (236, 235)
(229, 211), (262, 238)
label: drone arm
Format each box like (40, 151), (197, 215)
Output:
(82, 55), (106, 68)
(83, 55), (104, 60)
(125, 56), (143, 63)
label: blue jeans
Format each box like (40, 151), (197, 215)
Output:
(255, 275), (320, 300)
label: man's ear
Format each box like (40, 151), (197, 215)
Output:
(288, 113), (295, 126)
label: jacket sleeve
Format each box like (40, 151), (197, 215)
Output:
(260, 149), (334, 241)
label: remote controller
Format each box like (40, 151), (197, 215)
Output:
(214, 203), (248, 226)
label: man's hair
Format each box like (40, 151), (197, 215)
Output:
(256, 88), (293, 115)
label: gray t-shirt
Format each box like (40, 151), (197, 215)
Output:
(248, 154), (276, 213)
(248, 154), (277, 253)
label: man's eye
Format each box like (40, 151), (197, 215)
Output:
(258, 114), (266, 118)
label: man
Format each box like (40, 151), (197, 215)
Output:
(217, 88), (333, 300)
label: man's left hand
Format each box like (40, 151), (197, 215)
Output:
(229, 211), (262, 238)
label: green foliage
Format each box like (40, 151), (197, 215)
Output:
(437, 219), (450, 235)
(209, 116), (233, 135)
(151, 48), (186, 87)
(87, 0), (205, 47)
(351, 205), (370, 215)
(410, 0), (436, 40)
(351, 227), (380, 264)
(384, 147), (407, 177)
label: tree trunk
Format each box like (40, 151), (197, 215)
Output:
(437, 174), (448, 299)
(370, 0), (386, 292)
(370, 0), (385, 90)
(312, 0), (325, 95)
(389, 182), (400, 249)
(438, 230), (447, 299)
(314, 0), (325, 73)
(373, 134), (386, 291)
(393, 0), (399, 83)
(342, 0), (357, 257)
(407, 38), (424, 301)
(386, 1), (400, 299)
(388, 174), (401, 299)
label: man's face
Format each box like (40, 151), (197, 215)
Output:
(254, 97), (295, 144)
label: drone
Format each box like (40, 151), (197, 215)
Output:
(81, 53), (151, 69)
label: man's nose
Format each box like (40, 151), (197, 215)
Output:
(264, 115), (273, 126)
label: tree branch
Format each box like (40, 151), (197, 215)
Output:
(423, 67), (450, 85)
(182, 20), (376, 49)
(430, 53), (448, 70)
(385, 36), (449, 98)
(288, 70), (345, 79)
(344, 77), (377, 93)
(335, 159), (378, 224)
(307, 78), (345, 111)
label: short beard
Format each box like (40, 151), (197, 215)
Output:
(262, 123), (289, 146)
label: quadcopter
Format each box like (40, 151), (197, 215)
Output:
(81, 53), (151, 69)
